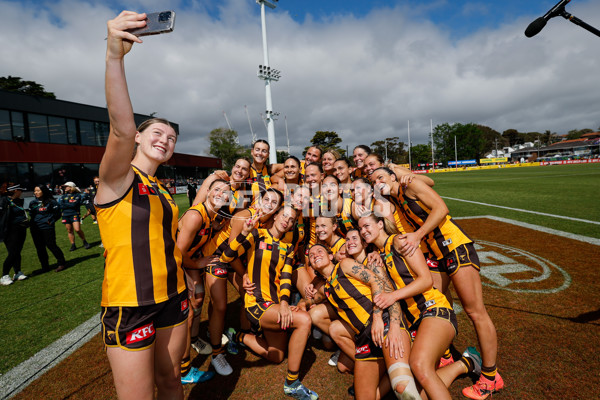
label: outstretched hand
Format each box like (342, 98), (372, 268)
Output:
(242, 211), (261, 236)
(106, 11), (146, 59)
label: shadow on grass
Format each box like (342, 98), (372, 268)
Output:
(487, 303), (600, 326)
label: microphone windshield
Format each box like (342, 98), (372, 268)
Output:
(525, 17), (547, 37)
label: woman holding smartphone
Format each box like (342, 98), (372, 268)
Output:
(97, 11), (189, 399)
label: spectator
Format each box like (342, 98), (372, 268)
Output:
(58, 181), (90, 251)
(29, 184), (67, 272)
(81, 187), (98, 224)
(1, 184), (29, 286)
(187, 178), (197, 207)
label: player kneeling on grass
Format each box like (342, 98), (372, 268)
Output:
(305, 242), (421, 400)
(219, 206), (319, 400)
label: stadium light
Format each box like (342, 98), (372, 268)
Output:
(256, 0), (282, 164)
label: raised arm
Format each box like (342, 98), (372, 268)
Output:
(98, 11), (147, 203)
(390, 164), (434, 187)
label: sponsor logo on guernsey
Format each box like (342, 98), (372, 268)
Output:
(181, 298), (189, 311)
(442, 238), (453, 247)
(198, 229), (208, 236)
(138, 184), (149, 195)
(426, 259), (439, 269)
(356, 344), (370, 355)
(259, 242), (273, 251)
(214, 267), (227, 276)
(424, 299), (436, 308)
(262, 301), (273, 308)
(126, 322), (155, 344)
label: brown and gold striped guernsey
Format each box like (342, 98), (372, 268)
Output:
(250, 164), (272, 200)
(97, 165), (185, 307)
(220, 228), (294, 309)
(180, 202), (213, 259)
(391, 185), (472, 259)
(379, 235), (450, 328)
(324, 262), (374, 334)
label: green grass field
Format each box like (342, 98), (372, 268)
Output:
(0, 162), (598, 375)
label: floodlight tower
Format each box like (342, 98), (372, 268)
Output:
(256, 0), (281, 164)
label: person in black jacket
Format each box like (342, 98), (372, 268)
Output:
(1, 184), (29, 286)
(30, 185), (67, 272)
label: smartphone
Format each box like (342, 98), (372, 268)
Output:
(127, 11), (176, 37)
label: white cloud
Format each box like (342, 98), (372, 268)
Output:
(1, 0), (598, 159)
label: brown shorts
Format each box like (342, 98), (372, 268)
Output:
(101, 290), (189, 351)
(408, 307), (458, 341)
(354, 311), (390, 361)
(432, 243), (481, 276)
(245, 300), (275, 334)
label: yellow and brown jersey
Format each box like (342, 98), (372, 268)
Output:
(282, 214), (305, 257)
(391, 186), (472, 259)
(324, 262), (373, 335)
(337, 196), (358, 237)
(351, 168), (365, 180)
(220, 228), (294, 308)
(379, 235), (450, 328)
(329, 236), (347, 256)
(250, 164), (272, 200)
(97, 165), (185, 307)
(180, 202), (213, 260)
(202, 207), (261, 257)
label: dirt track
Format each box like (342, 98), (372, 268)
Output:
(13, 218), (600, 399)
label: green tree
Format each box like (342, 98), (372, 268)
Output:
(208, 128), (248, 170)
(0, 76), (56, 98)
(566, 128), (593, 140)
(543, 130), (559, 146)
(370, 137), (407, 164)
(432, 123), (487, 164)
(502, 129), (524, 146)
(276, 150), (289, 163)
(303, 131), (345, 156)
(410, 144), (432, 166)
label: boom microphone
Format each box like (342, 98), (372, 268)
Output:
(525, 0), (571, 37)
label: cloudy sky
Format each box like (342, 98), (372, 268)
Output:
(1, 0), (599, 158)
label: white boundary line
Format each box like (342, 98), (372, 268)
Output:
(443, 196), (600, 225)
(1, 216), (597, 399)
(0, 313), (101, 400)
(454, 215), (600, 246)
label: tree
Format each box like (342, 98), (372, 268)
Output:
(411, 144), (432, 166)
(566, 128), (593, 140)
(0, 76), (56, 98)
(370, 137), (407, 164)
(502, 129), (524, 147)
(276, 150), (289, 163)
(476, 124), (504, 156)
(432, 123), (487, 164)
(208, 128), (248, 170)
(303, 131), (345, 156)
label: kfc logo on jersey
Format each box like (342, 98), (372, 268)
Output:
(198, 229), (209, 236)
(426, 259), (439, 269)
(181, 299), (189, 311)
(355, 344), (370, 355)
(262, 301), (273, 308)
(126, 322), (155, 344)
(214, 267), (227, 276)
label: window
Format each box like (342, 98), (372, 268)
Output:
(48, 116), (68, 144)
(79, 120), (95, 146)
(0, 110), (11, 141)
(66, 119), (77, 144)
(11, 112), (24, 141)
(28, 113), (50, 143)
(32, 163), (54, 186)
(95, 122), (109, 146)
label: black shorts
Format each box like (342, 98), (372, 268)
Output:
(101, 290), (189, 351)
(431, 243), (481, 276)
(408, 307), (458, 341)
(62, 215), (80, 224)
(245, 300), (275, 334)
(206, 261), (233, 279)
(354, 311), (389, 361)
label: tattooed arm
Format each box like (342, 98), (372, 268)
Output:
(345, 258), (406, 358)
